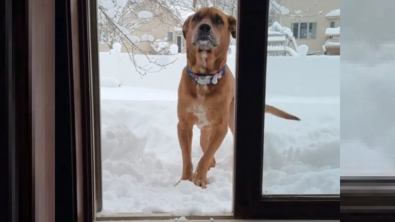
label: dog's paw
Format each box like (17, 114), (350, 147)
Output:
(208, 158), (216, 170)
(192, 171), (208, 189)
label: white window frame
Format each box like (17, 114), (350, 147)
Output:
(292, 22), (318, 39)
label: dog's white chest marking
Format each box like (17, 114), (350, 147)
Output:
(188, 85), (210, 129)
(200, 51), (207, 73)
(190, 104), (210, 129)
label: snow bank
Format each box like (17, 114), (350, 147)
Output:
(341, 62), (395, 176)
(98, 52), (340, 214)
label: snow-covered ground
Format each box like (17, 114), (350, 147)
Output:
(99, 51), (340, 215)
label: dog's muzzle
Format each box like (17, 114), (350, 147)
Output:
(193, 23), (218, 50)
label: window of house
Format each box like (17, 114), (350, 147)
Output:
(168, 31), (173, 41)
(292, 23), (299, 39)
(330, 21), (336, 28)
(292, 22), (317, 39)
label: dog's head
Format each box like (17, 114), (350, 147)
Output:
(183, 7), (236, 52)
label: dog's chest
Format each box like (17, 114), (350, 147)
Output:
(188, 85), (211, 129)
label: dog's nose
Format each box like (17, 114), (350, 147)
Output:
(199, 24), (211, 33)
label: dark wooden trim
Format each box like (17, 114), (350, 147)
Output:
(0, 1), (13, 220)
(233, 0), (339, 219)
(31, 0), (56, 221)
(232, 0), (268, 217)
(55, 0), (78, 221)
(78, 0), (96, 220)
(87, 0), (104, 213)
(1, 0), (34, 221)
(341, 177), (395, 219)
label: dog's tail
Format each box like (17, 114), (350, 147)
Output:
(265, 104), (300, 121)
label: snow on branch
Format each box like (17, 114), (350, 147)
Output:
(270, 0), (327, 18)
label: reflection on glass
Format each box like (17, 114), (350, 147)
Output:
(340, 0), (395, 177)
(263, 0), (340, 195)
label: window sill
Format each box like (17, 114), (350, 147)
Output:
(96, 220), (339, 222)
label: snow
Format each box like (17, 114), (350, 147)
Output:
(127, 35), (140, 43)
(101, 76), (121, 88)
(141, 34), (154, 42)
(325, 41), (340, 47)
(151, 39), (170, 54)
(297, 45), (309, 56)
(98, 51), (340, 215)
(340, 62), (395, 176)
(268, 36), (286, 42)
(112, 42), (121, 52)
(99, 0), (116, 10)
(269, 22), (293, 38)
(326, 9), (340, 18)
(138, 11), (153, 19)
(326, 27), (340, 36)
(170, 44), (179, 55)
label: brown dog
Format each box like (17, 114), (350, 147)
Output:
(177, 7), (300, 188)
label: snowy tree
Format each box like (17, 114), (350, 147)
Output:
(269, 0), (328, 20)
(151, 39), (171, 55)
(98, 0), (181, 76)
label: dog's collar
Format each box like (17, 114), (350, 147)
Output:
(186, 66), (226, 85)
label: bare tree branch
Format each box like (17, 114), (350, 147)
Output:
(98, 5), (178, 77)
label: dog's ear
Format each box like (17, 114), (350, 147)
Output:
(228, 15), (237, 38)
(182, 15), (192, 39)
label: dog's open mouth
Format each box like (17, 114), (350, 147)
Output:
(193, 35), (218, 50)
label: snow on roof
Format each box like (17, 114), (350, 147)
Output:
(325, 27), (340, 36)
(326, 9), (340, 18)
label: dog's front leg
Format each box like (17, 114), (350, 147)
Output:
(193, 122), (228, 188)
(177, 120), (194, 181)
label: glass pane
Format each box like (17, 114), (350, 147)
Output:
(263, 0), (340, 195)
(341, 0), (395, 176)
(308, 22), (317, 39)
(292, 23), (299, 39)
(299, 23), (307, 39)
(97, 0), (238, 215)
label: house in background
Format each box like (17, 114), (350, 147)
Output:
(275, 0), (340, 55)
(98, 0), (194, 54)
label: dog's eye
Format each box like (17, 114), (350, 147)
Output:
(214, 16), (223, 25)
(193, 14), (200, 22)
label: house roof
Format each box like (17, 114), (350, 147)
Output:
(326, 9), (340, 18)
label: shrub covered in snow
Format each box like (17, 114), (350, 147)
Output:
(151, 39), (171, 55)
